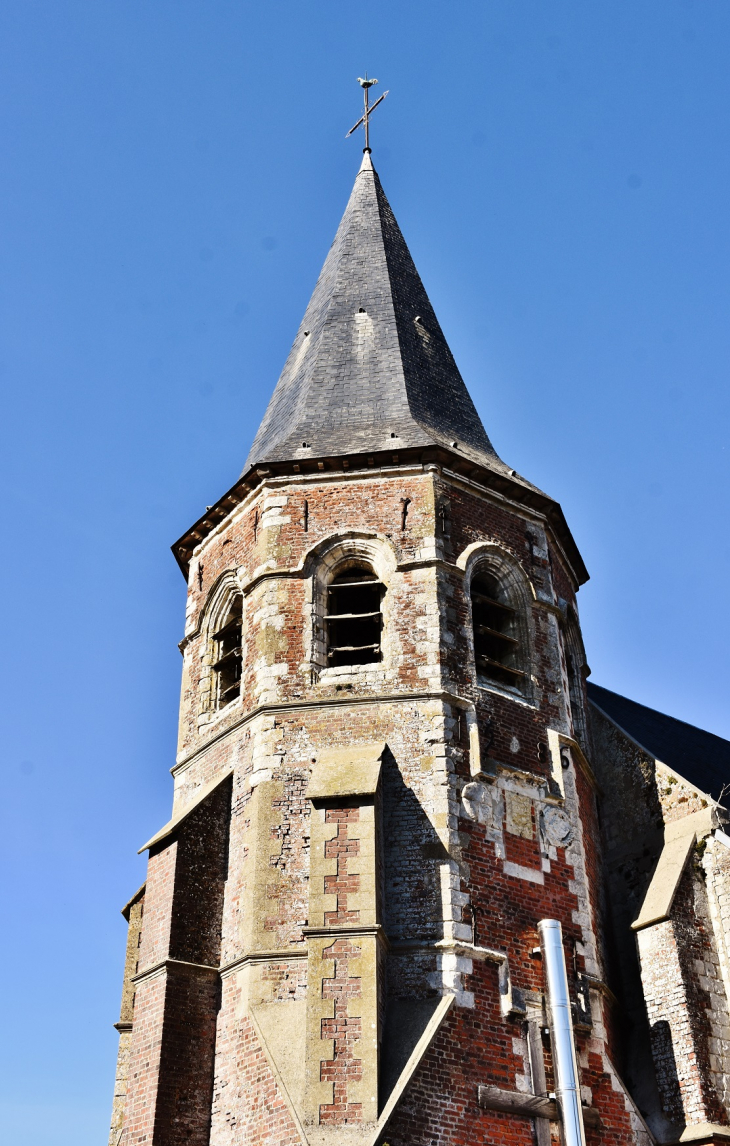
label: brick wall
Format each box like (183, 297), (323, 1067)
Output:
(638, 860), (730, 1128)
(108, 889), (144, 1145)
(590, 698), (730, 1141)
(110, 461), (647, 1145)
(121, 780), (232, 1144)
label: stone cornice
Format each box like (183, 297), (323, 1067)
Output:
(171, 445), (588, 591)
(130, 958), (219, 986)
(172, 688), (473, 776)
(302, 923), (388, 945)
(584, 974), (619, 1009)
(673, 1126), (730, 1144)
(219, 949), (307, 979)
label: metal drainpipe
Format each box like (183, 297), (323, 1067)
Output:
(538, 919), (587, 1146)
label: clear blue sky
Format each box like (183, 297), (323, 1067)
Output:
(1, 2), (728, 1141)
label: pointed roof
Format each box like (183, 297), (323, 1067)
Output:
(171, 153), (589, 588)
(245, 152), (510, 475)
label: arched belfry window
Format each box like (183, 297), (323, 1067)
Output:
(565, 618), (588, 748)
(212, 595), (243, 708)
(470, 570), (526, 692)
(325, 564), (383, 667)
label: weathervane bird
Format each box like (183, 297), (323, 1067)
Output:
(346, 74), (389, 152)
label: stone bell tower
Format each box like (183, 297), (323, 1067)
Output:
(107, 146), (657, 1146)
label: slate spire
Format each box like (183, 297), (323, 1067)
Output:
(245, 152), (509, 475)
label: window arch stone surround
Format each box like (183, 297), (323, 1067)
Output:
(300, 531), (398, 677)
(456, 541), (537, 700)
(195, 571), (246, 723)
(563, 607), (589, 749)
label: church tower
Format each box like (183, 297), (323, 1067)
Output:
(108, 145), (661, 1146)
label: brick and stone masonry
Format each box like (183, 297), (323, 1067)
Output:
(107, 147), (730, 1146)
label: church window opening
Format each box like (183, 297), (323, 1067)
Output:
(212, 596), (243, 708)
(471, 570), (526, 691)
(325, 565), (383, 667)
(566, 630), (588, 749)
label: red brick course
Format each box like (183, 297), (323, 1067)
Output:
(319, 936), (364, 1124)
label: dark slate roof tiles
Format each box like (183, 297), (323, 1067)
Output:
(588, 682), (730, 803)
(245, 152), (529, 483)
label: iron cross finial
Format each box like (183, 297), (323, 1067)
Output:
(346, 74), (389, 153)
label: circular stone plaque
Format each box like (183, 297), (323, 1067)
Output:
(461, 781), (493, 826)
(541, 805), (573, 848)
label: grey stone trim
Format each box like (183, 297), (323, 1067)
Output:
(130, 958), (220, 985)
(219, 949), (308, 980)
(171, 688), (473, 776)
